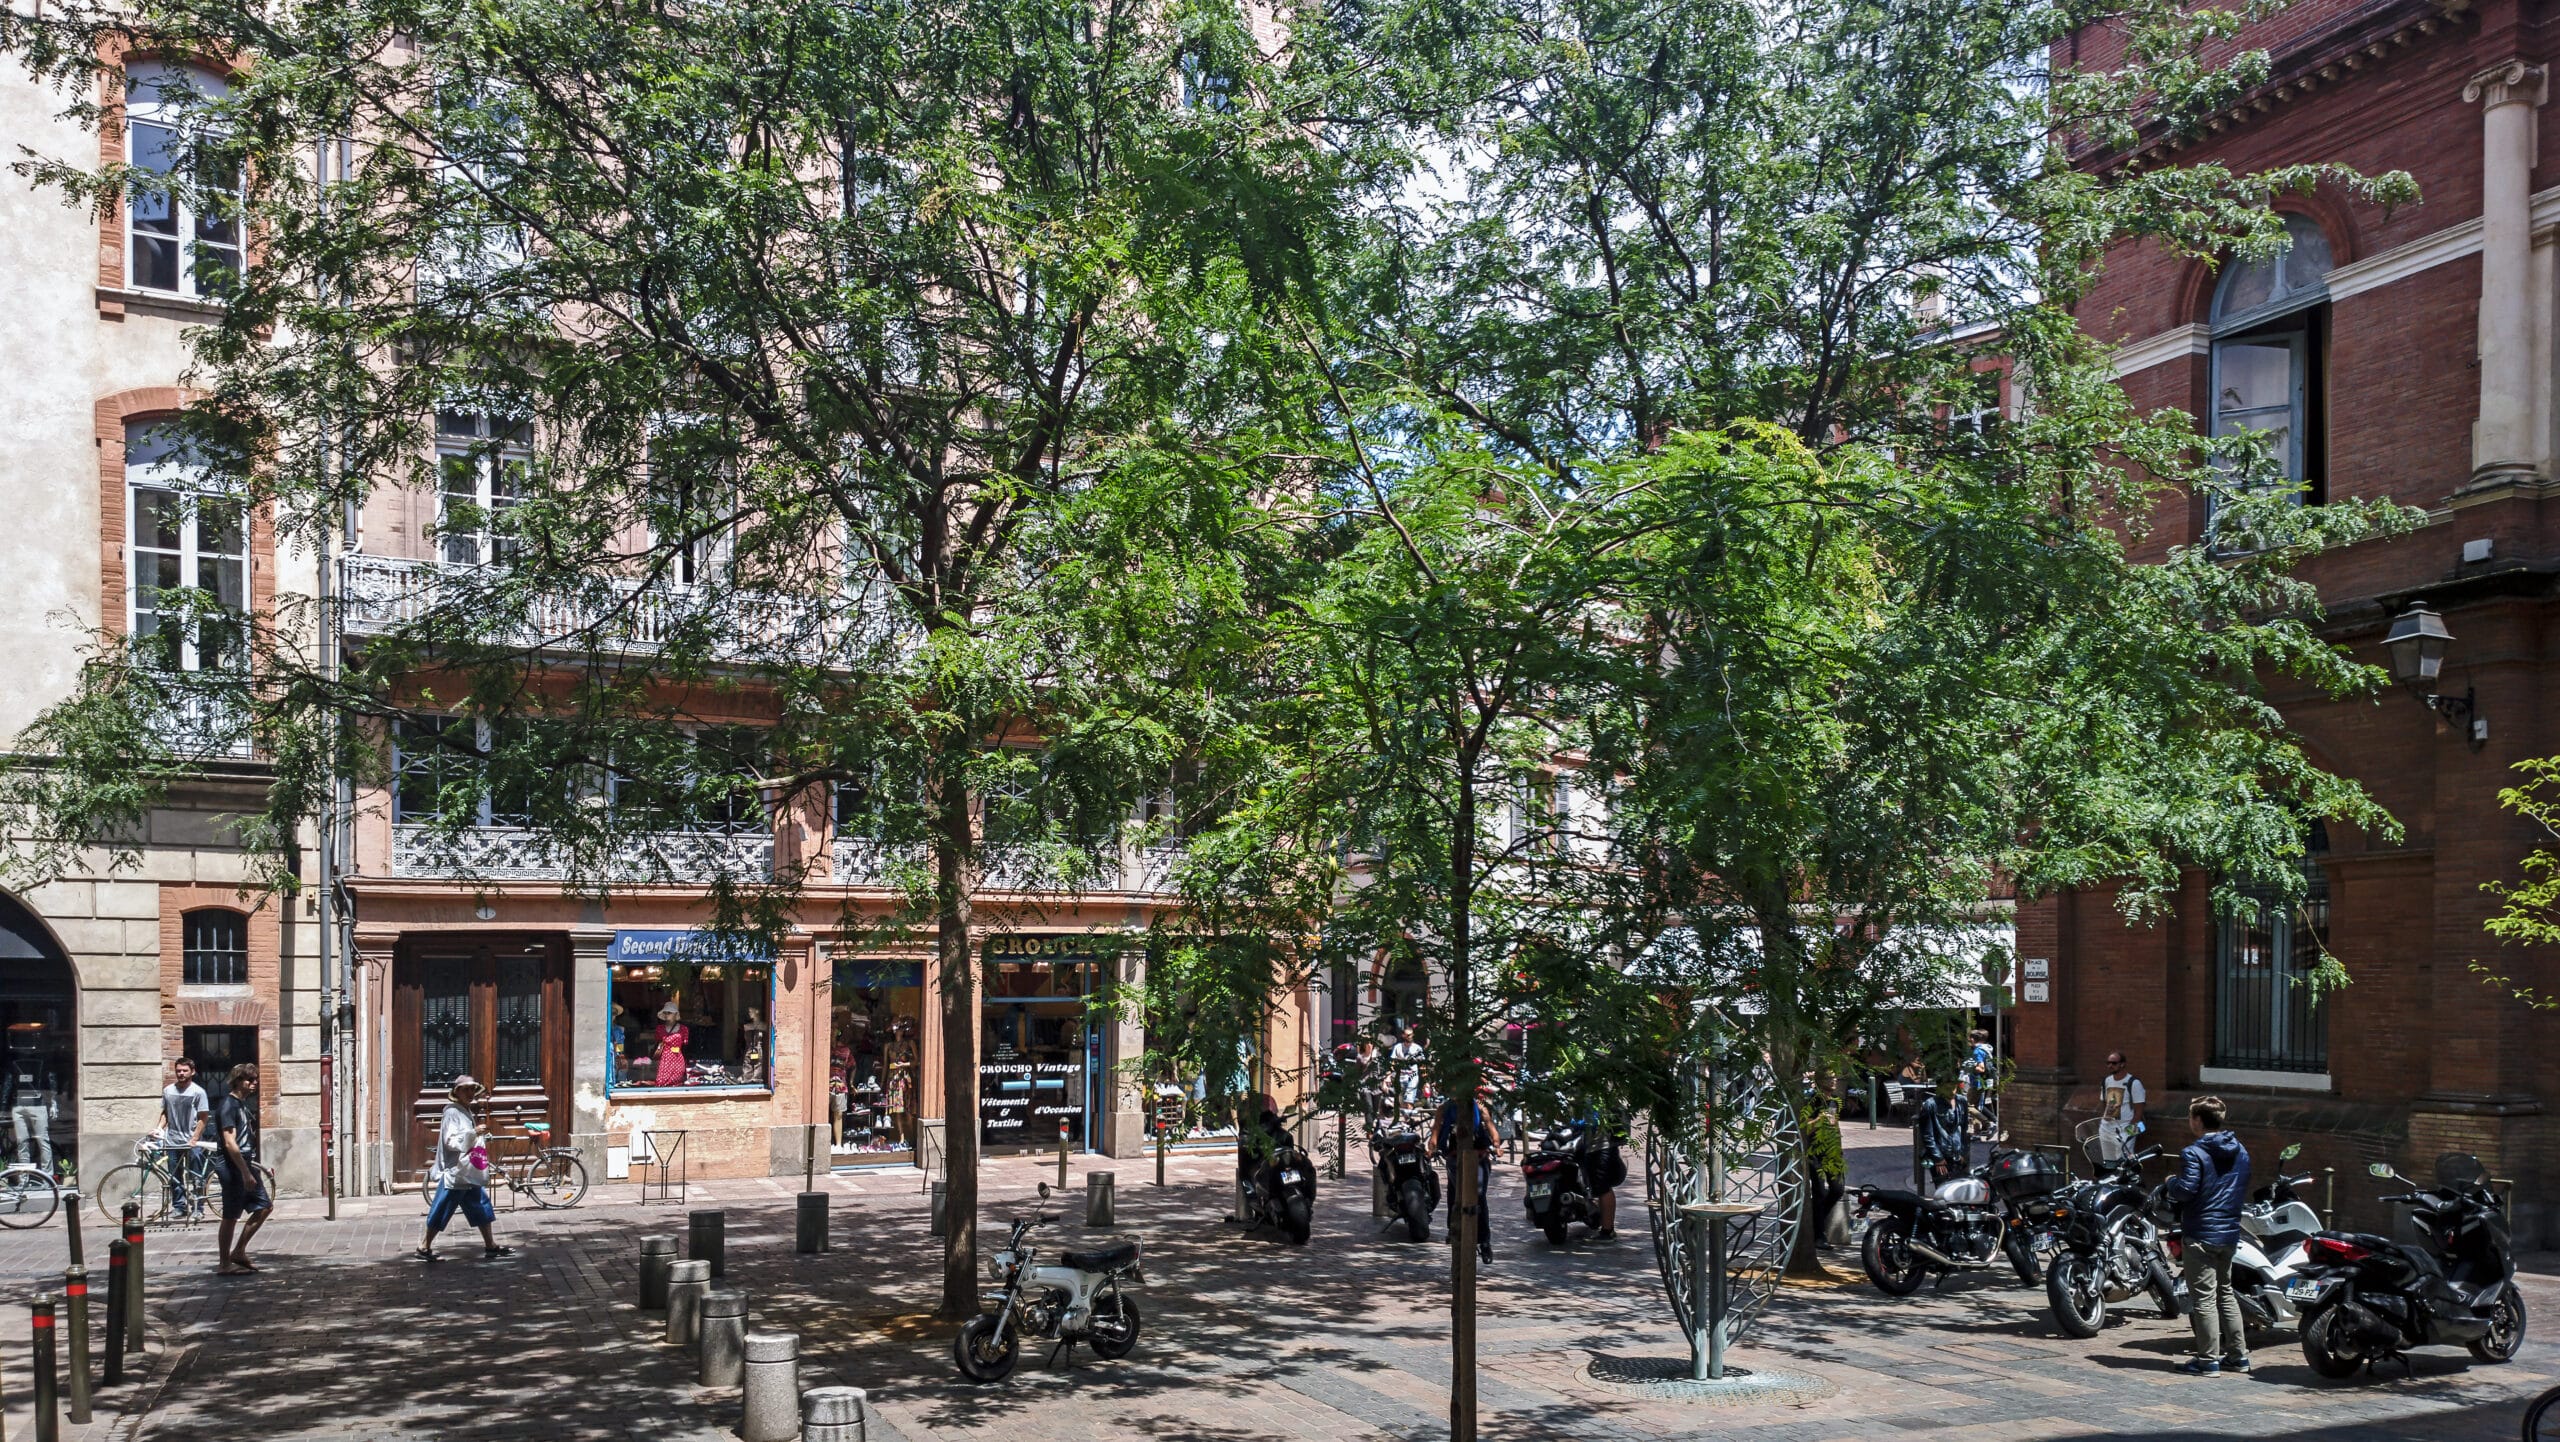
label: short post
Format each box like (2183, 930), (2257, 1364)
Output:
(664, 1259), (712, 1346)
(639, 1234), (679, 1311)
(1868, 1074), (1880, 1130)
(803, 1384), (868, 1442)
(1086, 1172), (1115, 1227)
(796, 1192), (829, 1254)
(2324, 1167), (2335, 1221)
(102, 1241), (126, 1389)
(930, 1181), (948, 1239)
(1155, 1127), (1167, 1188)
(1910, 1125), (1926, 1194)
(121, 1207), (144, 1355)
(1683, 1201), (1757, 1383)
(1335, 1110), (1347, 1179)
(1056, 1121), (1070, 1190)
(688, 1209), (727, 1279)
(1372, 1166), (1386, 1221)
(61, 1201), (81, 1270)
(804, 1123), (818, 1192)
(62, 1266), (89, 1424)
(739, 1331), (802, 1442)
(31, 1295), (58, 1442)
(698, 1288), (749, 1387)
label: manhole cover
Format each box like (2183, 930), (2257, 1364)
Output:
(1583, 1354), (1838, 1404)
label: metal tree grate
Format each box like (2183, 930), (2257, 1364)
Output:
(1645, 1046), (1805, 1347)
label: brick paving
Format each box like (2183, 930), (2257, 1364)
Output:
(0, 1130), (2532, 1440)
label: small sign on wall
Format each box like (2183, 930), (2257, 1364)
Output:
(2022, 980), (2050, 1003)
(2023, 958), (2050, 980)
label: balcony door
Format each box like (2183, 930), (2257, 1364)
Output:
(390, 936), (571, 1182)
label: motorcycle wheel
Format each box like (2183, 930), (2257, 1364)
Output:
(1861, 1220), (1926, 1297)
(2045, 1254), (2106, 1339)
(2301, 1306), (2363, 1380)
(1088, 1295), (1142, 1361)
(2146, 1256), (2182, 1320)
(954, 1315), (1021, 1383)
(1283, 1195), (1312, 1245)
(2004, 1230), (2042, 1287)
(1398, 1179), (1432, 1243)
(1543, 1220), (1570, 1247)
(2470, 1282), (2527, 1364)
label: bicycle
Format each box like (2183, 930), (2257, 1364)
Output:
(2523, 1383), (2560, 1441)
(484, 1122), (588, 1208)
(0, 1159), (60, 1229)
(94, 1139), (221, 1225)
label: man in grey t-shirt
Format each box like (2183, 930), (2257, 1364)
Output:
(161, 1058), (214, 1213)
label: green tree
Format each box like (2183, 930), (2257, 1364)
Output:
(0, 0), (1366, 1315)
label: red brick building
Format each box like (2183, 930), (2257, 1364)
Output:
(2013, 0), (2560, 1244)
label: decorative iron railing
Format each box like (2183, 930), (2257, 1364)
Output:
(389, 824), (775, 882)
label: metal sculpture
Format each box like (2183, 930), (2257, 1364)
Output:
(1644, 1020), (1806, 1349)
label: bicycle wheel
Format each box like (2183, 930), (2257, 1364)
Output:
(94, 1164), (160, 1224)
(524, 1151), (588, 1209)
(2524, 1382), (2560, 1441)
(0, 1166), (58, 1229)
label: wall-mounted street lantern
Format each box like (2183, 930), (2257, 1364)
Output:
(2383, 602), (2485, 750)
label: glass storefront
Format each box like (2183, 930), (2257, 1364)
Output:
(605, 931), (774, 1093)
(980, 936), (1101, 1152)
(831, 958), (923, 1159)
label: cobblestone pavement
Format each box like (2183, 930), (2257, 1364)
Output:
(0, 1129), (2536, 1440)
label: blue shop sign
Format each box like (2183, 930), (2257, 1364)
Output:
(609, 929), (775, 965)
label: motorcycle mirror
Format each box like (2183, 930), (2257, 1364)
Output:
(2278, 1142), (2302, 1163)
(1038, 1182), (1052, 1198)
(2365, 1162), (2394, 1179)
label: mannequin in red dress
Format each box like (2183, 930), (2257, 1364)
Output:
(652, 1000), (690, 1087)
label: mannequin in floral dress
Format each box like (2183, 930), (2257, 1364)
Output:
(652, 1000), (690, 1088)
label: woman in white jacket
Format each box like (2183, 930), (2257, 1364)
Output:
(415, 1075), (512, 1261)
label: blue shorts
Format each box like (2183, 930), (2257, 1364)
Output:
(426, 1183), (496, 1232)
(217, 1160), (270, 1220)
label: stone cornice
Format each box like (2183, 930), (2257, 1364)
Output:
(2107, 323), (2208, 378)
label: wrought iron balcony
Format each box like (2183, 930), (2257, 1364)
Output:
(826, 838), (1184, 895)
(389, 823), (775, 882)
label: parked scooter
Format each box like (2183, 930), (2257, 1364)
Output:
(955, 1183), (1144, 1383)
(2224, 1160), (2325, 1331)
(2288, 1154), (2527, 1378)
(1240, 1112), (1318, 1245)
(1520, 1119), (1625, 1246)
(2042, 1148), (2182, 1337)
(1856, 1147), (2062, 1295)
(1366, 1092), (1440, 1243)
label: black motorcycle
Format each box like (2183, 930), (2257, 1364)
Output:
(2289, 1153), (2527, 1378)
(1241, 1122), (1318, 1245)
(2041, 1149), (2181, 1337)
(1366, 1093), (1440, 1242)
(1520, 1120), (1625, 1246)
(1856, 1147), (2060, 1295)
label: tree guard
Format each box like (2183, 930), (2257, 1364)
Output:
(1645, 1026), (1804, 1347)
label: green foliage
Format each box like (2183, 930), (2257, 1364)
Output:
(2477, 757), (2560, 1010)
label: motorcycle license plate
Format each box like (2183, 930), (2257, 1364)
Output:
(1529, 1183), (1554, 1199)
(1280, 1170), (1303, 1184)
(2285, 1279), (2327, 1301)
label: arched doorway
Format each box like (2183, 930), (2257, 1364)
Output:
(0, 894), (77, 1183)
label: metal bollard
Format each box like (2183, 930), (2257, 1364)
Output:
(688, 1209), (727, 1279)
(664, 1259), (711, 1346)
(930, 1181), (948, 1239)
(31, 1295), (58, 1442)
(122, 1210), (144, 1355)
(103, 1240), (126, 1388)
(1057, 1121), (1070, 1190)
(1372, 1167), (1386, 1221)
(698, 1288), (748, 1387)
(803, 1385), (868, 1442)
(61, 1200), (81, 1269)
(739, 1332), (801, 1442)
(62, 1266), (89, 1424)
(1086, 1172), (1115, 1227)
(639, 1234), (679, 1311)
(796, 1192), (829, 1254)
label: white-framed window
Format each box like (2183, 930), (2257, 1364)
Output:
(2211, 831), (2332, 1075)
(646, 422), (736, 587)
(127, 422), (246, 672)
(436, 411), (528, 566)
(2208, 215), (2333, 530)
(125, 62), (239, 299)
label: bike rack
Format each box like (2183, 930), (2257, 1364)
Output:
(637, 1129), (689, 1206)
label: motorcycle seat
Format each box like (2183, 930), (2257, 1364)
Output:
(1061, 1241), (1139, 1272)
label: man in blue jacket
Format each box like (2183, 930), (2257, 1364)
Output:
(2163, 1095), (2252, 1375)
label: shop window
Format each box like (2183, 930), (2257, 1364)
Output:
(981, 941), (1101, 1150)
(830, 958), (922, 1157)
(127, 423), (246, 674)
(608, 960), (774, 1092)
(180, 908), (247, 986)
(2211, 847), (2331, 1075)
(435, 411), (528, 567)
(124, 62), (240, 299)
(2209, 215), (2332, 541)
(181, 1024), (256, 1100)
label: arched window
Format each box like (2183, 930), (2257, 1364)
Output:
(2209, 215), (2334, 525)
(127, 420), (246, 672)
(124, 62), (239, 299)
(181, 908), (248, 986)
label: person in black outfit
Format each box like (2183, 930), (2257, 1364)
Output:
(1914, 1080), (1970, 1186)
(214, 1062), (273, 1275)
(1433, 1088), (1501, 1263)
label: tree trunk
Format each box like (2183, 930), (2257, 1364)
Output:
(1451, 1130), (1478, 1442)
(1448, 770), (1477, 1442)
(935, 769), (982, 1319)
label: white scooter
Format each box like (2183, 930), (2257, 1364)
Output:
(2228, 1166), (2324, 1330)
(954, 1183), (1144, 1382)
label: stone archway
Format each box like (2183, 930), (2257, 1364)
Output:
(0, 893), (79, 1181)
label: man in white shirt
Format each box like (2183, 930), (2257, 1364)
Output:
(2098, 1051), (2146, 1162)
(1389, 1029), (1426, 1109)
(161, 1057), (214, 1213)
